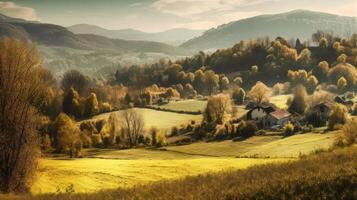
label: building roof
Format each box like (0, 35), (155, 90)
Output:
(314, 102), (334, 109)
(269, 109), (291, 120)
(246, 103), (278, 120)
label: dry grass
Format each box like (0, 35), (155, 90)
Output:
(270, 94), (292, 109)
(30, 156), (285, 194)
(165, 132), (337, 158)
(22, 146), (357, 200)
(80, 108), (202, 131)
(153, 100), (207, 113)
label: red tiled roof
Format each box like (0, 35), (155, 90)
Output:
(269, 109), (291, 120)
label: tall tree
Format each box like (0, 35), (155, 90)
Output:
(120, 109), (144, 147)
(0, 38), (45, 193)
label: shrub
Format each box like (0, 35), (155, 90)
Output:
(337, 77), (347, 91)
(232, 87), (245, 105)
(52, 113), (81, 154)
(150, 127), (159, 146)
(237, 121), (258, 138)
(171, 126), (179, 136)
(328, 104), (348, 130)
(80, 131), (92, 148)
(155, 133), (167, 147)
(91, 134), (103, 147)
(352, 104), (357, 116)
(284, 123), (294, 136)
(41, 134), (52, 152)
(288, 85), (307, 115)
(100, 102), (112, 113)
(335, 118), (357, 147)
(214, 126), (228, 141)
(305, 109), (326, 127)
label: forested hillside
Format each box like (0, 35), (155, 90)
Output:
(182, 10), (357, 50)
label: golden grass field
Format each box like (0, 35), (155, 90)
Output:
(270, 94), (292, 109)
(82, 108), (203, 131)
(31, 131), (337, 194)
(165, 132), (337, 158)
(154, 99), (207, 112)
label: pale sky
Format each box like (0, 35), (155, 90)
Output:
(1, 0), (357, 32)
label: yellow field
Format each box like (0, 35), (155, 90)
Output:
(270, 94), (292, 109)
(32, 154), (286, 194)
(154, 99), (207, 112)
(165, 132), (337, 158)
(30, 130), (337, 194)
(82, 108), (203, 131)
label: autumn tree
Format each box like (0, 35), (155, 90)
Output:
(288, 85), (308, 115)
(312, 61), (329, 80)
(0, 38), (45, 193)
(247, 81), (272, 104)
(219, 75), (229, 91)
(204, 70), (219, 95)
(232, 87), (246, 105)
(337, 77), (347, 91)
(61, 70), (91, 96)
(204, 94), (232, 124)
(85, 92), (100, 117)
(52, 113), (81, 157)
(328, 104), (348, 130)
(120, 109), (144, 147)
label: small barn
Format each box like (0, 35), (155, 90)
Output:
(246, 103), (278, 128)
(313, 102), (334, 121)
(266, 109), (292, 128)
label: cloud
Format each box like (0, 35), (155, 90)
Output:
(0, 1), (38, 21)
(173, 11), (263, 30)
(152, 0), (268, 17)
(328, 1), (357, 17)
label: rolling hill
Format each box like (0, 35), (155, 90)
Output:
(0, 13), (190, 55)
(68, 24), (204, 45)
(181, 10), (357, 50)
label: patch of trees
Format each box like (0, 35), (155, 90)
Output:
(112, 32), (357, 94)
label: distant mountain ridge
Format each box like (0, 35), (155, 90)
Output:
(68, 24), (204, 45)
(0, 13), (190, 55)
(181, 10), (357, 50)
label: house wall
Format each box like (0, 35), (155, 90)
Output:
(250, 108), (267, 121)
(276, 117), (290, 126)
(266, 115), (290, 127)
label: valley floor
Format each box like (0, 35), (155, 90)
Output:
(30, 132), (337, 194)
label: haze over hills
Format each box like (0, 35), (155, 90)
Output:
(0, 13), (189, 55)
(68, 24), (204, 46)
(181, 10), (357, 51)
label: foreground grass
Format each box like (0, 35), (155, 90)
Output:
(29, 146), (357, 200)
(30, 132), (336, 194)
(31, 151), (286, 194)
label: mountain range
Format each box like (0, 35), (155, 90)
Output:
(68, 24), (204, 46)
(181, 10), (357, 50)
(0, 13), (189, 55)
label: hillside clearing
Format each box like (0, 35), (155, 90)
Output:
(80, 108), (202, 131)
(154, 99), (207, 112)
(270, 94), (291, 109)
(165, 132), (337, 158)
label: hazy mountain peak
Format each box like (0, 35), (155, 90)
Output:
(182, 10), (357, 50)
(68, 24), (204, 45)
